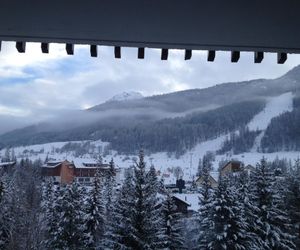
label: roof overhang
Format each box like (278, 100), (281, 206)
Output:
(0, 0), (299, 62)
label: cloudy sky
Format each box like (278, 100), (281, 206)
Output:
(0, 41), (300, 133)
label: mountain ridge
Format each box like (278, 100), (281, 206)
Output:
(1, 65), (300, 153)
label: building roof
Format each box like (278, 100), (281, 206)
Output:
(0, 161), (16, 167)
(173, 193), (200, 212)
(221, 160), (243, 171)
(0, 0), (299, 62)
(196, 172), (218, 183)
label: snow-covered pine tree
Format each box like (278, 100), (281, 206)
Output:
(84, 167), (105, 249)
(107, 168), (136, 249)
(2, 148), (10, 162)
(237, 171), (262, 249)
(158, 192), (186, 250)
(103, 158), (116, 219)
(46, 182), (87, 250)
(0, 174), (12, 248)
(285, 158), (300, 248)
(197, 159), (214, 249)
(0, 178), (4, 202)
(209, 175), (248, 250)
(11, 149), (16, 162)
(131, 150), (161, 249)
(43, 181), (63, 250)
(252, 158), (295, 250)
(197, 157), (203, 177)
(146, 164), (159, 196)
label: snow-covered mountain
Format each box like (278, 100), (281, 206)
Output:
(107, 91), (143, 102)
(1, 91), (300, 183)
(2, 65), (300, 168)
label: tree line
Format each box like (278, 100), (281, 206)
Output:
(1, 153), (299, 249)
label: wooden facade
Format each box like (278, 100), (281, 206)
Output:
(196, 174), (218, 188)
(42, 160), (113, 185)
(220, 160), (243, 176)
(172, 196), (190, 215)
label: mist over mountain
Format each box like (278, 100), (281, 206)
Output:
(1, 65), (300, 154)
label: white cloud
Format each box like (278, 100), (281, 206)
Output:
(0, 41), (299, 129)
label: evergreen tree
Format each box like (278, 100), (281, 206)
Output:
(11, 149), (16, 162)
(197, 158), (203, 177)
(285, 158), (300, 248)
(84, 167), (105, 249)
(104, 158), (116, 219)
(147, 164), (159, 195)
(45, 182), (87, 250)
(0, 174), (12, 248)
(2, 148), (10, 162)
(252, 158), (295, 250)
(42, 179), (59, 249)
(108, 169), (136, 249)
(209, 175), (248, 250)
(158, 192), (185, 250)
(238, 171), (262, 249)
(131, 150), (161, 249)
(198, 160), (214, 249)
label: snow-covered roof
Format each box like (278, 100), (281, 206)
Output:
(0, 161), (16, 167)
(210, 171), (219, 182)
(43, 163), (61, 168)
(173, 193), (200, 212)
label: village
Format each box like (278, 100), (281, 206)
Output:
(0, 156), (257, 216)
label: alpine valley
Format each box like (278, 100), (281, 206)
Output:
(1, 65), (300, 179)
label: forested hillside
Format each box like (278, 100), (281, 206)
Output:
(217, 127), (261, 155)
(2, 65), (300, 155)
(261, 95), (300, 152)
(97, 100), (265, 155)
(0, 100), (265, 155)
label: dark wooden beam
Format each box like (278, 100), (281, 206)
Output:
(161, 48), (168, 60)
(184, 49), (192, 60)
(90, 45), (97, 57)
(207, 50), (216, 62)
(41, 43), (49, 53)
(16, 41), (26, 53)
(254, 51), (264, 63)
(231, 51), (240, 62)
(0, 1), (300, 55)
(66, 43), (74, 55)
(277, 52), (287, 64)
(114, 46), (121, 58)
(138, 47), (145, 59)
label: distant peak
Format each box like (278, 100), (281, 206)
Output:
(107, 91), (143, 102)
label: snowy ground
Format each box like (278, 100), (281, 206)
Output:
(1, 92), (298, 183)
(248, 92), (293, 131)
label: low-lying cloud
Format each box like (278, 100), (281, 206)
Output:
(0, 41), (299, 134)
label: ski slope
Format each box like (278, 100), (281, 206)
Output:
(248, 92), (293, 131)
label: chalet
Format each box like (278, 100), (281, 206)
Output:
(220, 160), (244, 176)
(172, 196), (190, 214)
(42, 160), (119, 185)
(173, 193), (200, 215)
(157, 194), (190, 215)
(196, 173), (218, 188)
